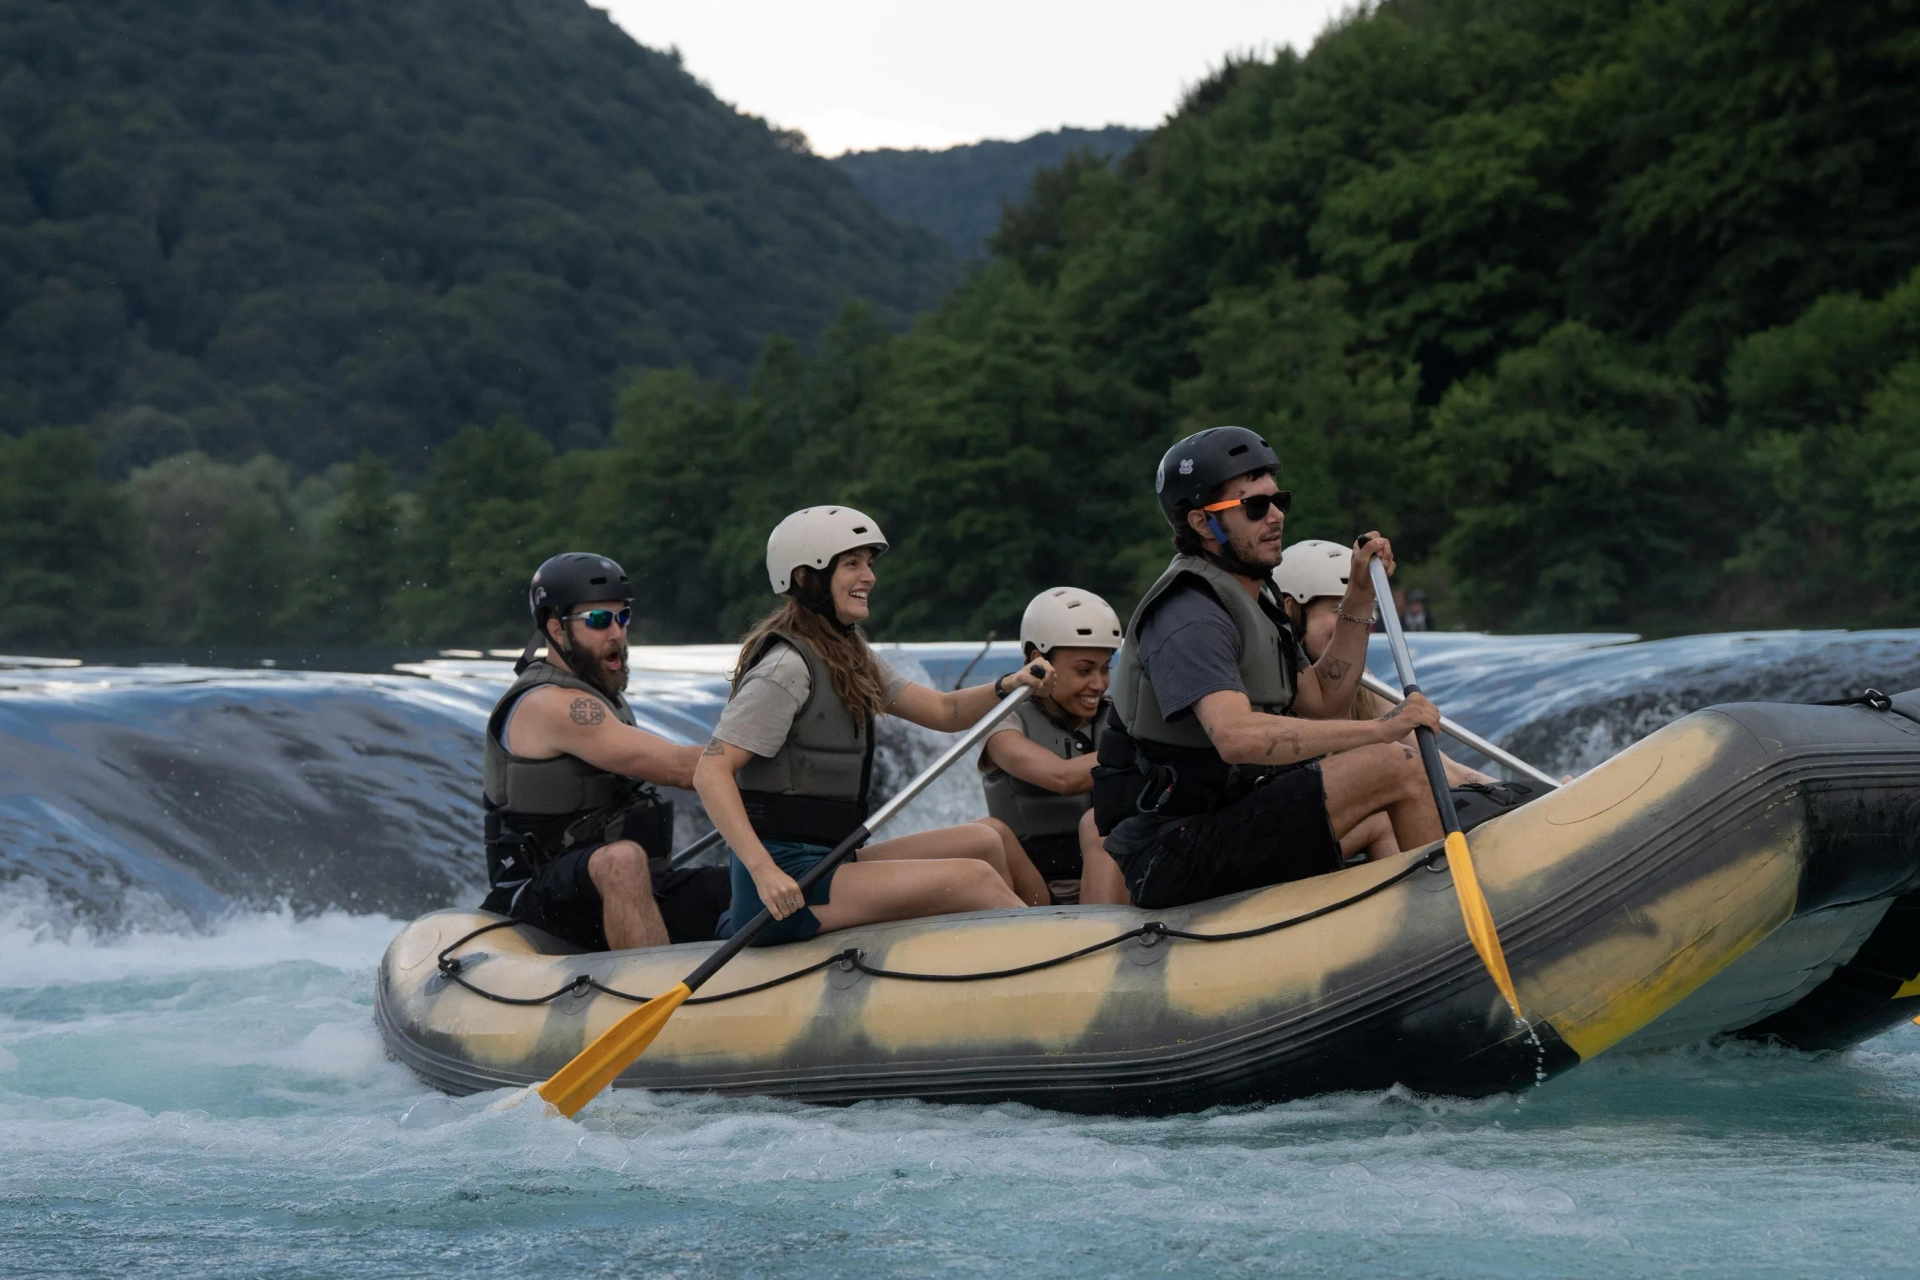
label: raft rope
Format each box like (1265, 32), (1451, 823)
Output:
(435, 848), (1442, 1008)
(1819, 688), (1894, 712)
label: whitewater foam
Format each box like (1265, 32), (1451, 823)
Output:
(0, 882), (401, 986)
(4, 635), (1920, 1276)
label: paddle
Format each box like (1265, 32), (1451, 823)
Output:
(1366, 557), (1525, 1023)
(1356, 671), (1561, 791)
(533, 676), (1044, 1118)
(666, 826), (725, 871)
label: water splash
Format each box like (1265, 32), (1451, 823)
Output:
(4, 628), (1920, 1275)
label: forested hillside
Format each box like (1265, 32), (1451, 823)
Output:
(5, 0), (1919, 648)
(0, 0), (954, 474)
(833, 127), (1145, 256)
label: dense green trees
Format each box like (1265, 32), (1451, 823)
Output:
(1, 0), (1916, 650)
(1726, 270), (1920, 620)
(0, 430), (149, 644)
(0, 0), (953, 474)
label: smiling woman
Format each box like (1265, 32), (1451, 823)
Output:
(975, 587), (1131, 906)
(693, 505), (1050, 945)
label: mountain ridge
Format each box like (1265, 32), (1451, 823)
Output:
(832, 126), (1146, 256)
(0, 0), (957, 474)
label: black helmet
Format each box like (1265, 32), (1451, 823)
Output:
(1154, 426), (1280, 529)
(528, 552), (633, 625)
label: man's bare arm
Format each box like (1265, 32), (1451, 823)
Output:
(982, 729), (1098, 795)
(508, 685), (701, 788)
(1193, 688), (1439, 767)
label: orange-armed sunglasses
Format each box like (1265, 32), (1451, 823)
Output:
(1201, 490), (1292, 521)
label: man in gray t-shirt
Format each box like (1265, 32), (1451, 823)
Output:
(1101, 426), (1446, 910)
(1133, 582), (1307, 726)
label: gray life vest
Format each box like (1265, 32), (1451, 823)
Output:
(732, 631), (875, 845)
(482, 660), (667, 888)
(1108, 554), (1301, 816)
(981, 695), (1103, 846)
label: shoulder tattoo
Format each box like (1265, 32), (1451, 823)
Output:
(702, 737), (725, 757)
(569, 697), (606, 726)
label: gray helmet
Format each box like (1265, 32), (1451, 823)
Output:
(1154, 426), (1280, 529)
(528, 552), (633, 625)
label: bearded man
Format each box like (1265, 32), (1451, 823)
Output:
(479, 553), (727, 949)
(1096, 428), (1448, 909)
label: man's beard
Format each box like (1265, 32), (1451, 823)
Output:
(1209, 525), (1282, 580)
(558, 635), (629, 700)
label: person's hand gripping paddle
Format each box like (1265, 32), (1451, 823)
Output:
(1366, 555), (1525, 1024)
(528, 673), (1045, 1119)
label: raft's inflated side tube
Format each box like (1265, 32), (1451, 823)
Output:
(377, 694), (1920, 1114)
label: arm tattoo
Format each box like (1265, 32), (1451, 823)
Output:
(569, 697), (606, 726)
(1381, 702), (1406, 722)
(1322, 656), (1352, 684)
(1262, 726), (1304, 761)
(702, 737), (725, 757)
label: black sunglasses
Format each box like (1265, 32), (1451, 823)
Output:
(1201, 490), (1293, 522)
(561, 607), (632, 630)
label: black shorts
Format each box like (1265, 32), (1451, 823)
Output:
(1020, 830), (1085, 906)
(481, 845), (731, 950)
(1102, 761), (1341, 910)
(1021, 830), (1083, 881)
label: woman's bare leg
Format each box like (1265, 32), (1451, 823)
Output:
(810, 858), (1023, 933)
(860, 823), (1020, 893)
(969, 816), (1049, 905)
(1076, 809), (1131, 905)
(1340, 810), (1399, 863)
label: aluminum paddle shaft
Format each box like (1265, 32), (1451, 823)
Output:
(1366, 557), (1524, 1023)
(677, 681), (1036, 993)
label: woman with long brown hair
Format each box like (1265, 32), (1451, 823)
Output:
(693, 506), (1049, 945)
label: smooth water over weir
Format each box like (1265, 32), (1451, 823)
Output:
(4, 630), (1920, 1276)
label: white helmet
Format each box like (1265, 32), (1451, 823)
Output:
(765, 506), (889, 594)
(1020, 587), (1122, 655)
(1273, 539), (1352, 605)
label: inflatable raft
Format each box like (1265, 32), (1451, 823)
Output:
(377, 691), (1920, 1113)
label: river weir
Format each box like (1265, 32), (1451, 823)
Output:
(5, 631), (1920, 1275)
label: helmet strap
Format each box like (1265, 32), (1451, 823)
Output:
(1202, 523), (1274, 582)
(514, 629), (545, 675)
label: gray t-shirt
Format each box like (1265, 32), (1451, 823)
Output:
(713, 640), (911, 756)
(1136, 581), (1301, 721)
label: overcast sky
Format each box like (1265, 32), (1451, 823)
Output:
(597, 1), (1349, 155)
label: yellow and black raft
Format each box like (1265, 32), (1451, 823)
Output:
(377, 691), (1920, 1113)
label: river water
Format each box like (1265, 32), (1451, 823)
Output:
(4, 631), (1920, 1277)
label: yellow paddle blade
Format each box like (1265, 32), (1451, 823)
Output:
(1444, 830), (1524, 1024)
(537, 982), (691, 1118)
